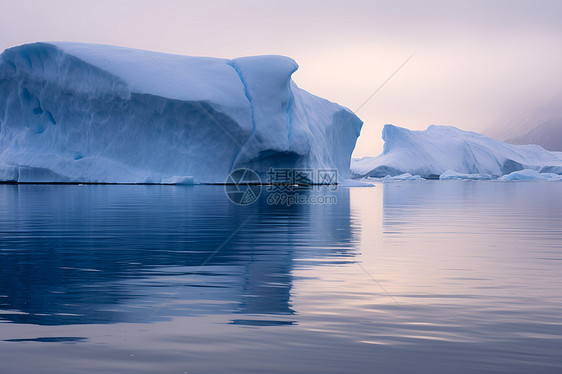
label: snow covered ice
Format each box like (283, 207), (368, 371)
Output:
(352, 124), (562, 179)
(0, 42), (362, 183)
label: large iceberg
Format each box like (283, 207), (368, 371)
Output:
(0, 42), (362, 183)
(352, 124), (562, 179)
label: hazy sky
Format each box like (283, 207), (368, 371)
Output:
(1, 0), (561, 156)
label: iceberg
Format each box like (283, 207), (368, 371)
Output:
(160, 176), (195, 185)
(352, 124), (562, 179)
(381, 173), (423, 181)
(0, 42), (362, 183)
(387, 173), (423, 181)
(499, 169), (562, 181)
(338, 179), (375, 187)
(439, 170), (492, 180)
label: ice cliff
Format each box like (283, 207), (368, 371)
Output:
(352, 124), (562, 179)
(0, 42), (362, 183)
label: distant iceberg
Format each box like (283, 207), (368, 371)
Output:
(352, 124), (562, 179)
(0, 42), (362, 183)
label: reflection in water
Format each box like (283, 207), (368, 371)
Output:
(1, 182), (561, 374)
(4, 337), (87, 343)
(0, 185), (356, 326)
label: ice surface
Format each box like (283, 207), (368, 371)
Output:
(499, 169), (562, 181)
(352, 124), (562, 179)
(0, 42), (362, 183)
(382, 173), (423, 181)
(439, 170), (492, 180)
(160, 176), (195, 185)
(338, 179), (375, 187)
(361, 173), (423, 183)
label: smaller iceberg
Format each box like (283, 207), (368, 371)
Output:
(352, 124), (562, 179)
(382, 173), (423, 181)
(161, 176), (195, 185)
(439, 170), (492, 180)
(499, 169), (562, 181)
(363, 172), (423, 182)
(339, 179), (375, 187)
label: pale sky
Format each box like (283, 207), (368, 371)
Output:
(1, 0), (561, 157)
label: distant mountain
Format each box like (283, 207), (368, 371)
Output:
(487, 92), (562, 152)
(506, 118), (562, 151)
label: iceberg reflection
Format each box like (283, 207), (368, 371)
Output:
(0, 185), (357, 326)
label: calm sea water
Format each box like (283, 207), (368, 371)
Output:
(0, 182), (561, 373)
